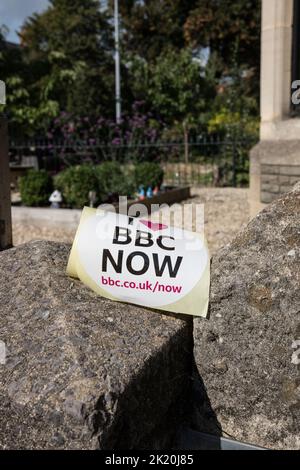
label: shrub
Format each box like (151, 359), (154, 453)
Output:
(19, 169), (53, 206)
(120, 166), (136, 199)
(134, 162), (164, 189)
(96, 162), (124, 200)
(95, 162), (136, 201)
(54, 165), (98, 208)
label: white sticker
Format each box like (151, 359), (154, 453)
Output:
(67, 208), (210, 317)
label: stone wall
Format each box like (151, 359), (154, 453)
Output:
(261, 163), (300, 203)
(250, 140), (300, 216)
(0, 241), (193, 449)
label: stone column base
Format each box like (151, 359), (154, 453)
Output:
(249, 140), (300, 218)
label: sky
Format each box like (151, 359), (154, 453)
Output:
(0, 0), (50, 43)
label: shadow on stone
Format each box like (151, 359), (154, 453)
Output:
(175, 357), (223, 450)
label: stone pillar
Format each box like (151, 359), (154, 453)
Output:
(0, 116), (12, 250)
(249, 0), (300, 217)
(260, 0), (294, 138)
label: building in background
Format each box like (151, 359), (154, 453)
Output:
(250, 0), (300, 216)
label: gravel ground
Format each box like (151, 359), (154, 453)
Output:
(191, 187), (250, 254)
(12, 188), (250, 256)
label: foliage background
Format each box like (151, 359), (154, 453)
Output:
(0, 0), (261, 142)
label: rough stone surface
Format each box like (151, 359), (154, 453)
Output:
(0, 240), (192, 449)
(194, 184), (300, 449)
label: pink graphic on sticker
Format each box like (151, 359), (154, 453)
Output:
(139, 220), (168, 231)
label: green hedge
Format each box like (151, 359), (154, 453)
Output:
(19, 169), (53, 206)
(134, 162), (164, 189)
(95, 161), (135, 200)
(20, 162), (165, 208)
(54, 165), (98, 208)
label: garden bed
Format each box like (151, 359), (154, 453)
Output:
(12, 186), (191, 230)
(119, 186), (190, 213)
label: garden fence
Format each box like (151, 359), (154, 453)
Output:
(9, 135), (257, 188)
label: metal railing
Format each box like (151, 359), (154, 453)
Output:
(0, 115), (12, 250)
(9, 135), (257, 188)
